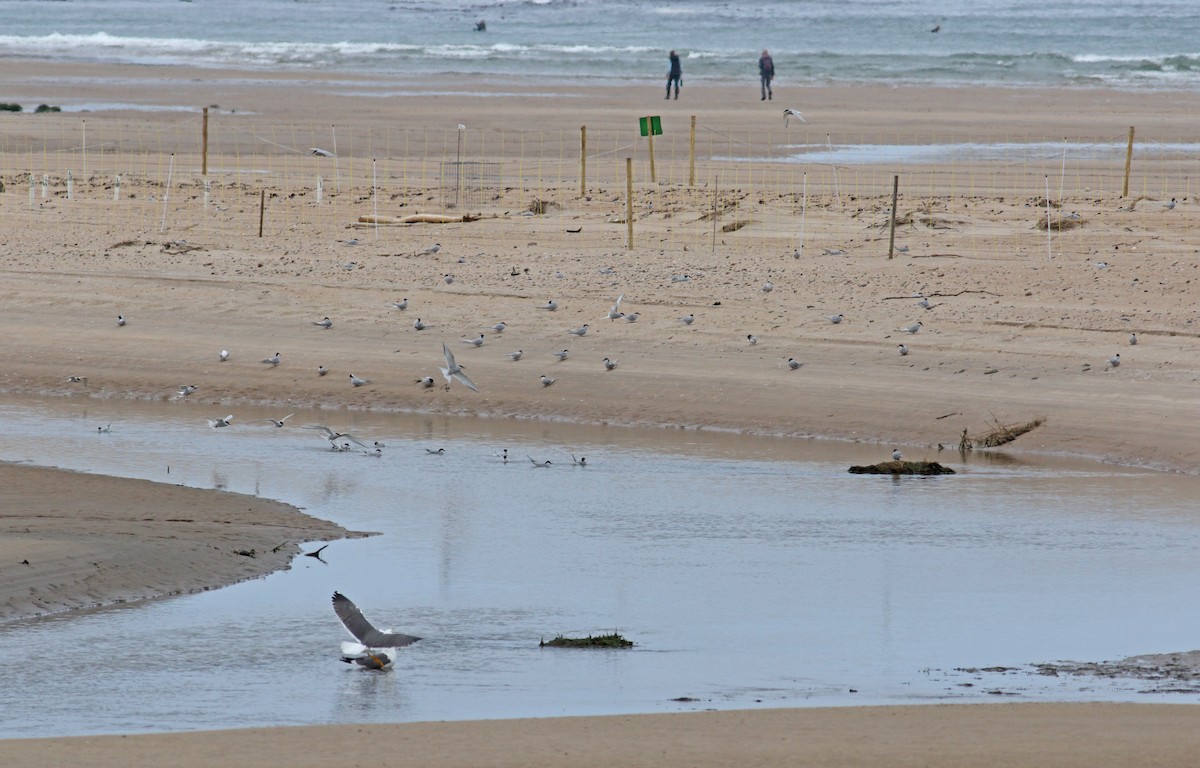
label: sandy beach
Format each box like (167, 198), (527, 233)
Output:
(3, 60), (1200, 763)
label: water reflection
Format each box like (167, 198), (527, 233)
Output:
(0, 395), (1198, 736)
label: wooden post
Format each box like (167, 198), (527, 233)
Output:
(688, 115), (696, 186)
(579, 125), (586, 197)
(258, 189), (265, 238)
(625, 157), (634, 250)
(887, 175), (899, 259)
(647, 128), (657, 183)
(201, 107), (209, 176)
(1122, 125), (1135, 198)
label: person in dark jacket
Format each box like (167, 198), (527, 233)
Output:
(666, 50), (682, 100)
(758, 49), (774, 101)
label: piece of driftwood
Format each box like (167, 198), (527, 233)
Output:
(848, 460), (956, 475)
(960, 417), (1046, 451)
(357, 213), (477, 225)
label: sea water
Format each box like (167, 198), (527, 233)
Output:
(1, 0), (1199, 90)
(0, 396), (1198, 736)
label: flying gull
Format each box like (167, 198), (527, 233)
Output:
(332, 591), (421, 671)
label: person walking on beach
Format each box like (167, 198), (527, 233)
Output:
(666, 50), (682, 99)
(758, 49), (774, 101)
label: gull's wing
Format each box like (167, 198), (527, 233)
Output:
(332, 592), (421, 648)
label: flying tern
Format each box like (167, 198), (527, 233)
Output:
(782, 108), (806, 125)
(440, 342), (479, 392)
(253, 414), (295, 428)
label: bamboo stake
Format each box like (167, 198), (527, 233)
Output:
(201, 107), (209, 176)
(1044, 175), (1052, 261)
(158, 154), (173, 232)
(688, 115), (696, 186)
(647, 125), (656, 183)
(887, 174), (899, 259)
(1122, 126), (1134, 198)
(258, 188), (265, 238)
(797, 172), (807, 258)
(580, 125), (586, 196)
(625, 157), (634, 250)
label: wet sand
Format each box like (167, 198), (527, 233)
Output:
(3, 59), (1200, 762)
(10, 703), (1200, 768)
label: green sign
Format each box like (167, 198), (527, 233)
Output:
(639, 116), (662, 137)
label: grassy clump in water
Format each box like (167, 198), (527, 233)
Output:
(540, 633), (634, 649)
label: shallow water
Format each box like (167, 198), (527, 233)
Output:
(1, 395), (1199, 737)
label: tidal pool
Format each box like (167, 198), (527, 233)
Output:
(1, 396), (1198, 737)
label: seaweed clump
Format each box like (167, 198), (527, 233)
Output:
(540, 633), (633, 649)
(848, 461), (956, 475)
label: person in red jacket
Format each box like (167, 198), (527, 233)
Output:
(758, 49), (774, 101)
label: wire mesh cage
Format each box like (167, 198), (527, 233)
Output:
(440, 161), (502, 210)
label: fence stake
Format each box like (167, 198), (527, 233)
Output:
(159, 154), (173, 232)
(887, 174), (899, 259)
(1044, 175), (1053, 261)
(1122, 125), (1135, 198)
(579, 125), (586, 196)
(689, 115), (696, 186)
(625, 157), (634, 250)
(647, 129), (657, 183)
(258, 189), (266, 238)
(201, 107), (209, 176)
